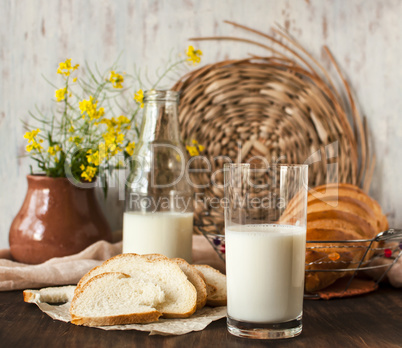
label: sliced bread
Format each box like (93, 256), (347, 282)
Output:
(70, 272), (164, 326)
(23, 285), (76, 304)
(193, 265), (226, 306)
(172, 258), (207, 310)
(205, 282), (218, 299)
(75, 253), (197, 318)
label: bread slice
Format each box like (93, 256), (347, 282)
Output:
(193, 265), (226, 306)
(307, 210), (376, 240)
(282, 183), (388, 232)
(70, 272), (164, 326)
(23, 285), (76, 304)
(205, 282), (218, 299)
(144, 253), (169, 261)
(307, 196), (379, 232)
(75, 253), (197, 318)
(172, 258), (207, 310)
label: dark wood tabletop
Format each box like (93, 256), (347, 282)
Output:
(0, 284), (401, 348)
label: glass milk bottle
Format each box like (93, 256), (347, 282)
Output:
(123, 90), (194, 262)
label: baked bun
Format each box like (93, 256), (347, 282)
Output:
(282, 183), (388, 292)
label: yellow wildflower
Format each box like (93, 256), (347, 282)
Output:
(134, 89), (144, 108)
(116, 132), (124, 144)
(118, 115), (130, 124)
(186, 145), (199, 157)
(48, 145), (61, 162)
(99, 115), (131, 132)
(79, 96), (104, 121)
(26, 139), (43, 153)
(47, 147), (60, 162)
(55, 87), (68, 102)
(125, 142), (135, 156)
(102, 131), (114, 145)
(48, 146), (56, 156)
(86, 149), (100, 166)
(24, 129), (40, 142)
(109, 71), (124, 89)
(187, 139), (204, 154)
(118, 115), (131, 131)
(98, 143), (107, 162)
(24, 129), (43, 153)
(80, 165), (97, 182)
(72, 77), (77, 82)
(186, 45), (202, 65)
(101, 128), (125, 156)
(57, 58), (79, 77)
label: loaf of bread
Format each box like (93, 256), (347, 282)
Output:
(282, 183), (388, 292)
(69, 253), (227, 327)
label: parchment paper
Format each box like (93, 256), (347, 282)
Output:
(29, 294), (227, 335)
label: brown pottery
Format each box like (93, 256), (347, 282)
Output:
(9, 175), (112, 264)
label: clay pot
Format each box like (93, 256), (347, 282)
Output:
(9, 175), (112, 264)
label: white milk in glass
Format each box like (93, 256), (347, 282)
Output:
(123, 211), (193, 262)
(225, 224), (306, 323)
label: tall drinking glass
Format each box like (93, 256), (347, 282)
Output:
(224, 163), (308, 339)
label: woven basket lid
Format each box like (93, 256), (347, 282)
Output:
(172, 26), (371, 232)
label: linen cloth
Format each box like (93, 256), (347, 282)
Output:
(0, 235), (225, 291)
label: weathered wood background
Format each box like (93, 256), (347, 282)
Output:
(0, 0), (401, 249)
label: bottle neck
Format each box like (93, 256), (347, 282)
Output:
(140, 90), (181, 144)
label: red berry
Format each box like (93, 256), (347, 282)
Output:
(384, 249), (392, 258)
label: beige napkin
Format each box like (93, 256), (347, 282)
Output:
(0, 235), (225, 291)
(27, 295), (226, 335)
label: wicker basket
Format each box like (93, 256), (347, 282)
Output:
(172, 23), (372, 233)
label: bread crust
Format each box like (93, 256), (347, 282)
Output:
(76, 263), (105, 292)
(193, 265), (227, 307)
(172, 258), (207, 310)
(23, 290), (38, 303)
(71, 311), (162, 326)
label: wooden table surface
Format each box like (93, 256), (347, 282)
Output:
(0, 285), (401, 348)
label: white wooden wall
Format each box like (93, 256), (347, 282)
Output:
(1, 0), (401, 249)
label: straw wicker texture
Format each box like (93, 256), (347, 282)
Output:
(172, 22), (371, 233)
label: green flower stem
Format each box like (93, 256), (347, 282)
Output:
(151, 59), (187, 89)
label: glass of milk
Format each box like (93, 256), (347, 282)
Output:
(224, 163), (308, 339)
(123, 90), (194, 262)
